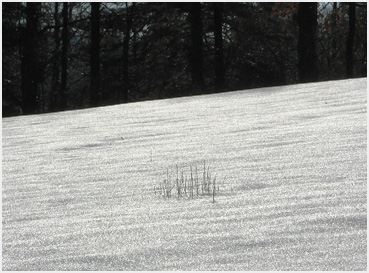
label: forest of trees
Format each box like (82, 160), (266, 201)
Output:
(2, 2), (367, 117)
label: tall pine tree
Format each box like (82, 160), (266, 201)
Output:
(213, 3), (225, 91)
(297, 3), (318, 83)
(21, 3), (42, 114)
(188, 3), (205, 91)
(346, 3), (356, 78)
(60, 2), (69, 110)
(90, 2), (101, 106)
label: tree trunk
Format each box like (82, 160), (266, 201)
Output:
(328, 2), (338, 78)
(50, 2), (60, 111)
(132, 2), (137, 65)
(60, 2), (68, 110)
(189, 2), (205, 91)
(21, 2), (42, 115)
(121, 2), (132, 103)
(213, 3), (225, 91)
(297, 2), (318, 83)
(346, 3), (356, 78)
(90, 2), (101, 106)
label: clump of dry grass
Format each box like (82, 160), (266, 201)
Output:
(154, 160), (225, 203)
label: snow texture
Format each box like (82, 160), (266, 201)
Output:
(2, 78), (367, 270)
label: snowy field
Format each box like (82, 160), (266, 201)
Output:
(2, 78), (367, 270)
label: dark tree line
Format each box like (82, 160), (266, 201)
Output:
(2, 2), (367, 117)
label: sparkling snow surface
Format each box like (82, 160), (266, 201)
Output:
(2, 79), (367, 270)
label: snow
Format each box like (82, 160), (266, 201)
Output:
(2, 78), (367, 270)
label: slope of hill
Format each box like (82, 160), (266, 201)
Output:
(2, 78), (367, 270)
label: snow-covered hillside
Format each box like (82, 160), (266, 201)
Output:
(2, 78), (367, 270)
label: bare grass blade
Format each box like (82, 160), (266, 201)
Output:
(154, 161), (223, 202)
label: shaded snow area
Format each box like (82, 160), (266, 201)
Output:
(2, 79), (367, 270)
